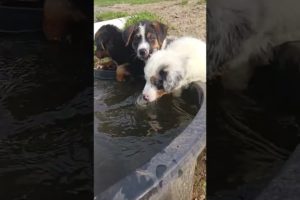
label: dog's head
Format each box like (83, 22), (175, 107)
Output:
(142, 50), (186, 102)
(123, 20), (168, 61)
(94, 25), (123, 59)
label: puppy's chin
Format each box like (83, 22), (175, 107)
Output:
(138, 55), (150, 62)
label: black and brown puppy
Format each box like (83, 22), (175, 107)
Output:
(123, 20), (168, 62)
(43, 0), (89, 42)
(94, 24), (144, 81)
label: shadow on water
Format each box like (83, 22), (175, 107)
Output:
(0, 33), (93, 200)
(208, 42), (300, 200)
(94, 79), (200, 194)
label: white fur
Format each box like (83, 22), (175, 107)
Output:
(137, 24), (150, 59)
(143, 37), (206, 102)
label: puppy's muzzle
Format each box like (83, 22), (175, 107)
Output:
(138, 48), (150, 60)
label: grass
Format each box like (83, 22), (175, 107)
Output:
(124, 11), (163, 28)
(181, 0), (188, 5)
(94, 10), (175, 31)
(94, 0), (172, 7)
(95, 11), (129, 22)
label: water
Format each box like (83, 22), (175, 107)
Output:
(207, 53), (300, 200)
(94, 79), (200, 194)
(0, 33), (93, 200)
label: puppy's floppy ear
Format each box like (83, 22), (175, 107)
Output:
(151, 21), (168, 47)
(122, 25), (136, 47)
(160, 68), (183, 93)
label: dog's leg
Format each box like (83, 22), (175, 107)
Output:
(116, 63), (130, 82)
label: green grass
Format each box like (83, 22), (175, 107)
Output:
(124, 11), (163, 28)
(95, 0), (172, 6)
(94, 10), (174, 31)
(95, 11), (129, 22)
(181, 0), (188, 5)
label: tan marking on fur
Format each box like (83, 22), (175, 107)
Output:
(146, 32), (152, 38)
(156, 89), (167, 98)
(152, 39), (161, 50)
(95, 49), (109, 59)
(116, 64), (130, 82)
(147, 32), (161, 49)
(151, 21), (168, 46)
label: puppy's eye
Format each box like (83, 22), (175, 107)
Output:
(150, 76), (164, 90)
(134, 35), (141, 41)
(150, 35), (156, 40)
(156, 80), (164, 90)
(148, 34), (156, 41)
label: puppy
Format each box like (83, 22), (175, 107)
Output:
(142, 37), (206, 102)
(43, 0), (87, 42)
(207, 0), (300, 90)
(123, 20), (168, 62)
(94, 25), (144, 81)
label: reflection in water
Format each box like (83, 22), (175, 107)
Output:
(0, 33), (93, 199)
(208, 43), (300, 199)
(94, 79), (199, 194)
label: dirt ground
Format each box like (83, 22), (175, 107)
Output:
(94, 0), (206, 41)
(95, 0), (206, 199)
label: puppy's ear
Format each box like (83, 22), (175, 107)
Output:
(122, 25), (136, 47)
(160, 68), (183, 93)
(151, 21), (168, 47)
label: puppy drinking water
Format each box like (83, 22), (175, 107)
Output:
(141, 37), (206, 103)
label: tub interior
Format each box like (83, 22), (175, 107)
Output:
(94, 79), (202, 194)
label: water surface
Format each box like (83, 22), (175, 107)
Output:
(94, 79), (200, 194)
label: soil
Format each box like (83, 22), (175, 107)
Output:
(94, 0), (206, 41)
(95, 1), (206, 199)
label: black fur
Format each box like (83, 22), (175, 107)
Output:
(94, 25), (144, 77)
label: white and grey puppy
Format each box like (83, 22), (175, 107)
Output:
(142, 37), (206, 102)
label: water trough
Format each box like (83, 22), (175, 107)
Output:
(94, 18), (206, 200)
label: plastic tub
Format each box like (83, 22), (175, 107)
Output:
(94, 69), (116, 80)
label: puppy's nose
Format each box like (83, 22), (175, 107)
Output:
(143, 94), (149, 101)
(139, 49), (147, 56)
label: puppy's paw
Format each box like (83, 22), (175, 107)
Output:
(116, 64), (130, 82)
